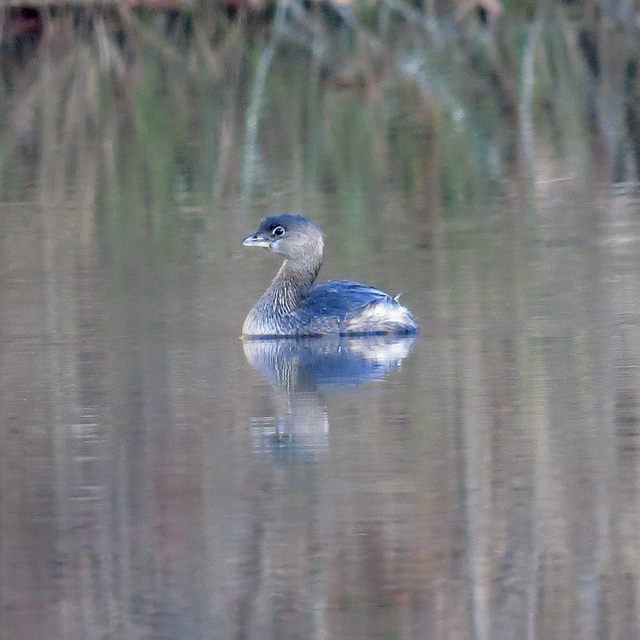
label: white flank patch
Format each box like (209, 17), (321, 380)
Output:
(345, 301), (413, 333)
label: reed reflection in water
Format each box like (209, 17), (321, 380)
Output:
(3, 181), (640, 639)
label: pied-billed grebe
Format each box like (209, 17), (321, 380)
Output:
(242, 214), (419, 337)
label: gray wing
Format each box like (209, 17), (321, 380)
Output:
(304, 280), (395, 319)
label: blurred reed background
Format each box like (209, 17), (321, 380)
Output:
(1, 0), (639, 259)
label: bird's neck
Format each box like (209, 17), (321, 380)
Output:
(264, 255), (322, 313)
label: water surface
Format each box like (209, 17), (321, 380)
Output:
(1, 24), (640, 640)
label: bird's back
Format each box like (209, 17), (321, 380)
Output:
(295, 280), (418, 336)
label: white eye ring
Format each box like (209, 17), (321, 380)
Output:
(272, 226), (285, 237)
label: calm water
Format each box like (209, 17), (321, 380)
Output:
(2, 27), (640, 640)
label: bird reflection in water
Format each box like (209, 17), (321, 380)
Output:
(242, 335), (417, 456)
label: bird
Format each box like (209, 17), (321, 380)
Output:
(241, 214), (418, 338)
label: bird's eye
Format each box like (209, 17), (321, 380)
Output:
(272, 226), (285, 237)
